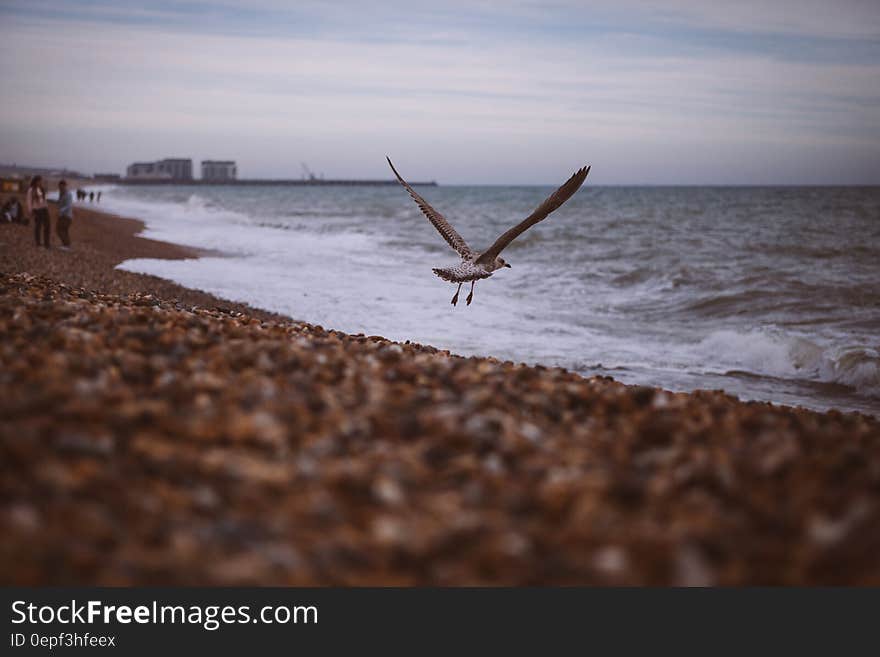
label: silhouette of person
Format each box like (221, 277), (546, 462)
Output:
(56, 179), (74, 250)
(27, 176), (50, 248)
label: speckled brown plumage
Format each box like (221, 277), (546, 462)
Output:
(387, 157), (590, 295)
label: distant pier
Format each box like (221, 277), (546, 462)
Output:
(119, 178), (437, 187)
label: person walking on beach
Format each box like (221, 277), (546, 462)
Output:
(27, 176), (50, 248)
(89, 191), (94, 202)
(56, 179), (74, 250)
(96, 191), (102, 203)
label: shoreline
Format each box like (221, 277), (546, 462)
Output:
(7, 198), (873, 419)
(2, 202), (880, 585)
(0, 197), (291, 323)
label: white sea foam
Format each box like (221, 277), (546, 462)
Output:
(695, 329), (880, 396)
(98, 191), (257, 253)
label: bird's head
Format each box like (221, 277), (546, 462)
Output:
(495, 257), (511, 271)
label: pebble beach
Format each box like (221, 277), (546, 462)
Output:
(1, 204), (879, 585)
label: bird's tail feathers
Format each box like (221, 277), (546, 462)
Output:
(432, 267), (457, 282)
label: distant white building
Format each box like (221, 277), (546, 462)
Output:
(126, 162), (169, 180)
(201, 160), (237, 181)
(126, 158), (193, 181)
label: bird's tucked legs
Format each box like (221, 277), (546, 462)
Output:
(451, 283), (462, 306)
(466, 281), (475, 306)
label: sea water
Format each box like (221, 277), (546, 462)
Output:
(95, 183), (880, 416)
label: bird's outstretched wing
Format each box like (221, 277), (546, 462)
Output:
(387, 156), (474, 259)
(476, 166), (590, 264)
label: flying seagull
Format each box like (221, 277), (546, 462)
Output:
(387, 156), (590, 306)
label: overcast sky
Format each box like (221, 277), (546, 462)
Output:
(1, 0), (879, 184)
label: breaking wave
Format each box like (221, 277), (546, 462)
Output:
(696, 329), (880, 398)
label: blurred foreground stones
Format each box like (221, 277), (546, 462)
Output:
(1, 273), (879, 585)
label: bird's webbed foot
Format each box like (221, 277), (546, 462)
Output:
(451, 283), (462, 306)
(466, 281), (475, 306)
